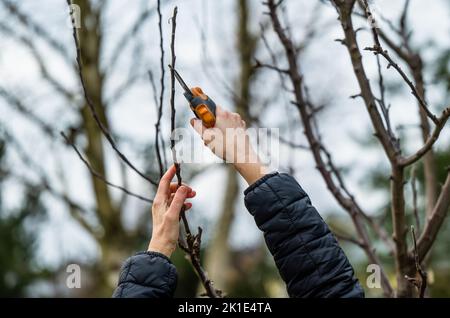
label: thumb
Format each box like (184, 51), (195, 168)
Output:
(190, 118), (206, 137)
(166, 186), (189, 220)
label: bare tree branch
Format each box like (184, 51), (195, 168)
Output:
(67, 0), (158, 186)
(360, 0), (438, 125)
(61, 132), (153, 204)
(167, 6), (221, 298)
(105, 72), (146, 106)
(0, 88), (56, 138)
(148, 70), (167, 174)
(356, 0), (441, 225)
(155, 0), (166, 178)
(0, 0), (70, 60)
(267, 0), (394, 297)
(416, 170), (450, 261)
(399, 108), (450, 167)
(365, 46), (438, 125)
(405, 226), (427, 298)
(0, 21), (75, 102)
(2, 129), (96, 235)
(330, 227), (366, 249)
(107, 4), (158, 73)
(333, 1), (400, 163)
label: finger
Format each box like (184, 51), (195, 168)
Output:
(187, 190), (196, 198)
(202, 128), (217, 146)
(215, 105), (225, 117)
(184, 202), (193, 211)
(168, 185), (195, 203)
(155, 165), (177, 202)
(168, 189), (196, 205)
(190, 118), (207, 137)
(169, 183), (193, 194)
(166, 186), (189, 220)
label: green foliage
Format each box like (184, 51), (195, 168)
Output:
(434, 49), (450, 100)
(172, 249), (199, 297)
(0, 136), (50, 297)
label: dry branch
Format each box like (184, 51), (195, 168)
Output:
(67, 0), (158, 187)
(331, 0), (420, 296)
(0, 0), (70, 60)
(0, 88), (56, 138)
(357, 0), (436, 126)
(3, 129), (96, 234)
(416, 171), (450, 261)
(405, 226), (427, 298)
(167, 6), (221, 298)
(399, 108), (450, 167)
(334, 0), (450, 297)
(266, 0), (393, 297)
(154, 0), (166, 178)
(61, 132), (153, 204)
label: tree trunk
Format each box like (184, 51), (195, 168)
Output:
(202, 166), (239, 292)
(74, 0), (123, 295)
(391, 166), (414, 297)
(200, 0), (258, 295)
(75, 0), (120, 233)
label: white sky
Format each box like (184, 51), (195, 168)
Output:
(0, 0), (449, 272)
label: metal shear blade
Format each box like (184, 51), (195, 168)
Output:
(169, 65), (191, 96)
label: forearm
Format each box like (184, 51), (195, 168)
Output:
(233, 141), (269, 185)
(234, 161), (269, 186)
(148, 240), (174, 258)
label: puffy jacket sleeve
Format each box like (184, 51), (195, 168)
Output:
(244, 172), (364, 298)
(112, 251), (177, 298)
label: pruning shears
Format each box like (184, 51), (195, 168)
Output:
(169, 66), (217, 128)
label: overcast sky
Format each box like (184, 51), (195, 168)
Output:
(0, 0), (449, 271)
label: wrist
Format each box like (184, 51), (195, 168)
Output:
(234, 161), (269, 186)
(233, 144), (269, 185)
(148, 240), (174, 258)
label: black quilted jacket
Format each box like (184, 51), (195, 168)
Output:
(113, 172), (364, 298)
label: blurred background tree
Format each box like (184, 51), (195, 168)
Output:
(0, 0), (448, 297)
(0, 135), (51, 296)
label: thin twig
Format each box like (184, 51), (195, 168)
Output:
(399, 107), (450, 167)
(405, 226), (427, 298)
(375, 51), (399, 151)
(167, 6), (221, 298)
(331, 228), (366, 249)
(416, 170), (450, 260)
(149, 70), (168, 173)
(360, 0), (438, 125)
(3, 129), (96, 234)
(154, 0), (166, 178)
(61, 132), (153, 204)
(254, 59), (289, 74)
(1, 0), (70, 60)
(0, 88), (56, 138)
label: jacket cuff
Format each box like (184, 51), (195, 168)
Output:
(244, 172), (279, 196)
(119, 251), (177, 291)
(137, 251), (172, 263)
